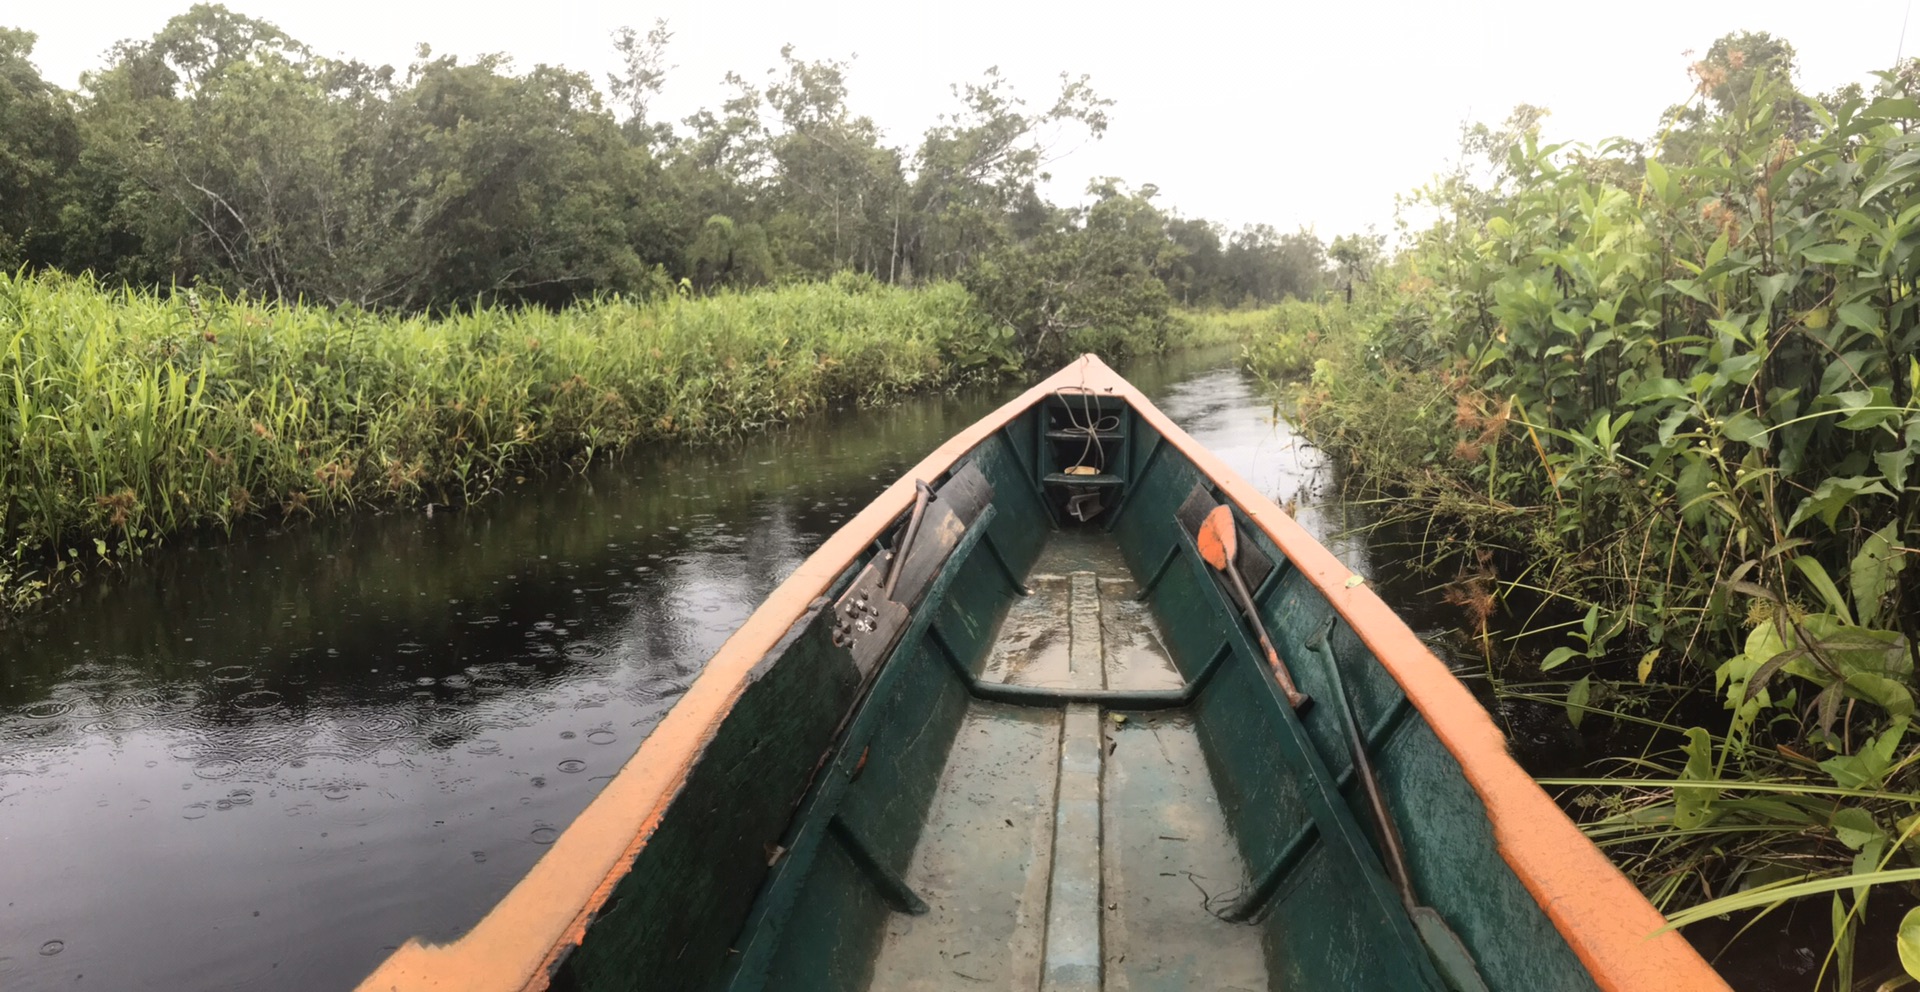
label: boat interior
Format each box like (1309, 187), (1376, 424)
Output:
(542, 387), (1595, 992)
(860, 530), (1270, 991)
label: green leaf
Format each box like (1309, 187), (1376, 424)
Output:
(1821, 351), (1882, 394)
(1878, 442), (1915, 494)
(1862, 96), (1920, 120)
(1705, 231), (1729, 270)
(1802, 243), (1858, 266)
(1657, 408), (1690, 445)
(1565, 675), (1591, 729)
(1789, 476), (1897, 533)
(1541, 646), (1580, 672)
(1677, 456), (1714, 526)
(1665, 866), (1920, 930)
(1822, 718), (1909, 789)
(1667, 278), (1713, 305)
(1841, 674), (1913, 719)
(1722, 411), (1768, 445)
(1835, 387), (1898, 430)
(1899, 906), (1920, 980)
(1852, 522), (1906, 626)
(1834, 806), (1885, 851)
(1757, 272), (1795, 312)
(1717, 352), (1762, 386)
(1898, 811), (1920, 852)
(1780, 618), (1913, 683)
(1674, 726), (1720, 830)
(1793, 557), (1856, 625)
(1627, 377), (1689, 405)
(1646, 158), (1670, 201)
(1836, 301), (1883, 337)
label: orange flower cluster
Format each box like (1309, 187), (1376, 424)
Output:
(1450, 390), (1512, 463)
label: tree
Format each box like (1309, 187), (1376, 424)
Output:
(962, 180), (1175, 360)
(1219, 224), (1327, 305)
(1328, 232), (1383, 304)
(1698, 31), (1796, 114)
(609, 20), (673, 148)
(0, 29), (78, 268)
(372, 52), (651, 308)
(688, 214), (772, 290)
(9, 4), (1308, 332)
(63, 7), (658, 308)
(904, 68), (1112, 280)
(759, 47), (906, 277)
(1160, 217), (1223, 305)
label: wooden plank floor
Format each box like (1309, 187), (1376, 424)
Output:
(868, 533), (1268, 991)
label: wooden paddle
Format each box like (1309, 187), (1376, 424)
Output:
(1197, 505), (1309, 709)
(1309, 626), (1489, 992)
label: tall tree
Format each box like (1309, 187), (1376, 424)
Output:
(759, 47), (905, 277)
(963, 180), (1175, 360)
(905, 68), (1112, 281)
(0, 29), (78, 268)
(608, 19), (673, 148)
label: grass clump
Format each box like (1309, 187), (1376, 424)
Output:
(0, 271), (993, 611)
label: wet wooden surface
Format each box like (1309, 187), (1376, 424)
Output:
(869, 531), (1266, 991)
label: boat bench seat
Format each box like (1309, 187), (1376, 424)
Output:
(867, 532), (1268, 991)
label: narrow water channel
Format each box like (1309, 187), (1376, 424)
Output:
(0, 351), (1354, 991)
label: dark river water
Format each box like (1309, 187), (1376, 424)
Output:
(1, 351), (1367, 991)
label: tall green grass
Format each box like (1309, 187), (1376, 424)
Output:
(0, 270), (995, 610)
(1164, 303), (1338, 375)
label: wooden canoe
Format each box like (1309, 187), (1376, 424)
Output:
(357, 355), (1728, 992)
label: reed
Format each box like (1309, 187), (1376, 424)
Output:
(0, 271), (998, 611)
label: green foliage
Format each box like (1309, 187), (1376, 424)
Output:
(1237, 299), (1359, 381)
(689, 215), (774, 290)
(961, 181), (1179, 363)
(1251, 30), (1920, 982)
(0, 270), (997, 611)
(65, 9), (660, 309)
(3, 4), (1326, 321)
(1163, 220), (1328, 306)
(0, 28), (79, 269)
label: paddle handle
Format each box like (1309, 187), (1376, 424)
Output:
(881, 481), (934, 600)
(1223, 563), (1309, 709)
(1325, 651), (1416, 908)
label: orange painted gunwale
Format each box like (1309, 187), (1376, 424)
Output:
(356, 355), (1727, 992)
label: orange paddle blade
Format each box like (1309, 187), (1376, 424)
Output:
(1197, 505), (1236, 571)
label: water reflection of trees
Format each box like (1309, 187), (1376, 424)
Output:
(0, 379), (1018, 766)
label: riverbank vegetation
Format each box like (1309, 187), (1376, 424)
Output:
(0, 272), (1002, 611)
(0, 5), (1337, 613)
(1249, 32), (1920, 987)
(0, 8), (1328, 352)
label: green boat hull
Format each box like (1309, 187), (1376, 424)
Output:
(359, 357), (1727, 992)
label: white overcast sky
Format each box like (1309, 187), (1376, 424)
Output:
(9, 2), (1916, 240)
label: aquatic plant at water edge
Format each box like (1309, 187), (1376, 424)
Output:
(0, 274), (993, 610)
(1250, 36), (1920, 987)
